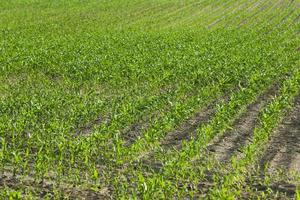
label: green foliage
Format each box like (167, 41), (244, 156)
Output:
(0, 0), (299, 198)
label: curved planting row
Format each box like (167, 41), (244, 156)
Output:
(0, 0), (299, 199)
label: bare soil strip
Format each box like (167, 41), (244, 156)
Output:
(160, 103), (216, 150)
(206, 84), (280, 162)
(0, 171), (107, 199)
(247, 181), (297, 199)
(122, 117), (152, 146)
(242, 179), (297, 200)
(159, 88), (239, 151)
(138, 103), (219, 172)
(241, 95), (300, 198)
(140, 84), (278, 174)
(259, 95), (300, 173)
(75, 115), (110, 136)
(181, 84), (294, 198)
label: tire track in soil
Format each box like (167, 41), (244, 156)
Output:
(121, 86), (189, 146)
(259, 95), (300, 173)
(206, 84), (280, 163)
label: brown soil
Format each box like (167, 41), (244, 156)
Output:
(159, 87), (239, 151)
(242, 180), (296, 199)
(259, 95), (300, 173)
(137, 93), (232, 174)
(122, 119), (151, 146)
(0, 171), (110, 199)
(241, 95), (300, 199)
(137, 103), (218, 173)
(161, 103), (217, 150)
(206, 84), (280, 162)
(75, 115), (110, 136)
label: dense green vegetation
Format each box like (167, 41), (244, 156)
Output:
(0, 0), (299, 199)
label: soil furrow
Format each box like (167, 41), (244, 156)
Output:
(0, 171), (108, 199)
(75, 115), (111, 136)
(206, 84), (280, 162)
(259, 95), (300, 173)
(122, 117), (153, 146)
(244, 181), (297, 199)
(138, 103), (219, 172)
(160, 104), (216, 150)
(158, 88), (238, 151)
